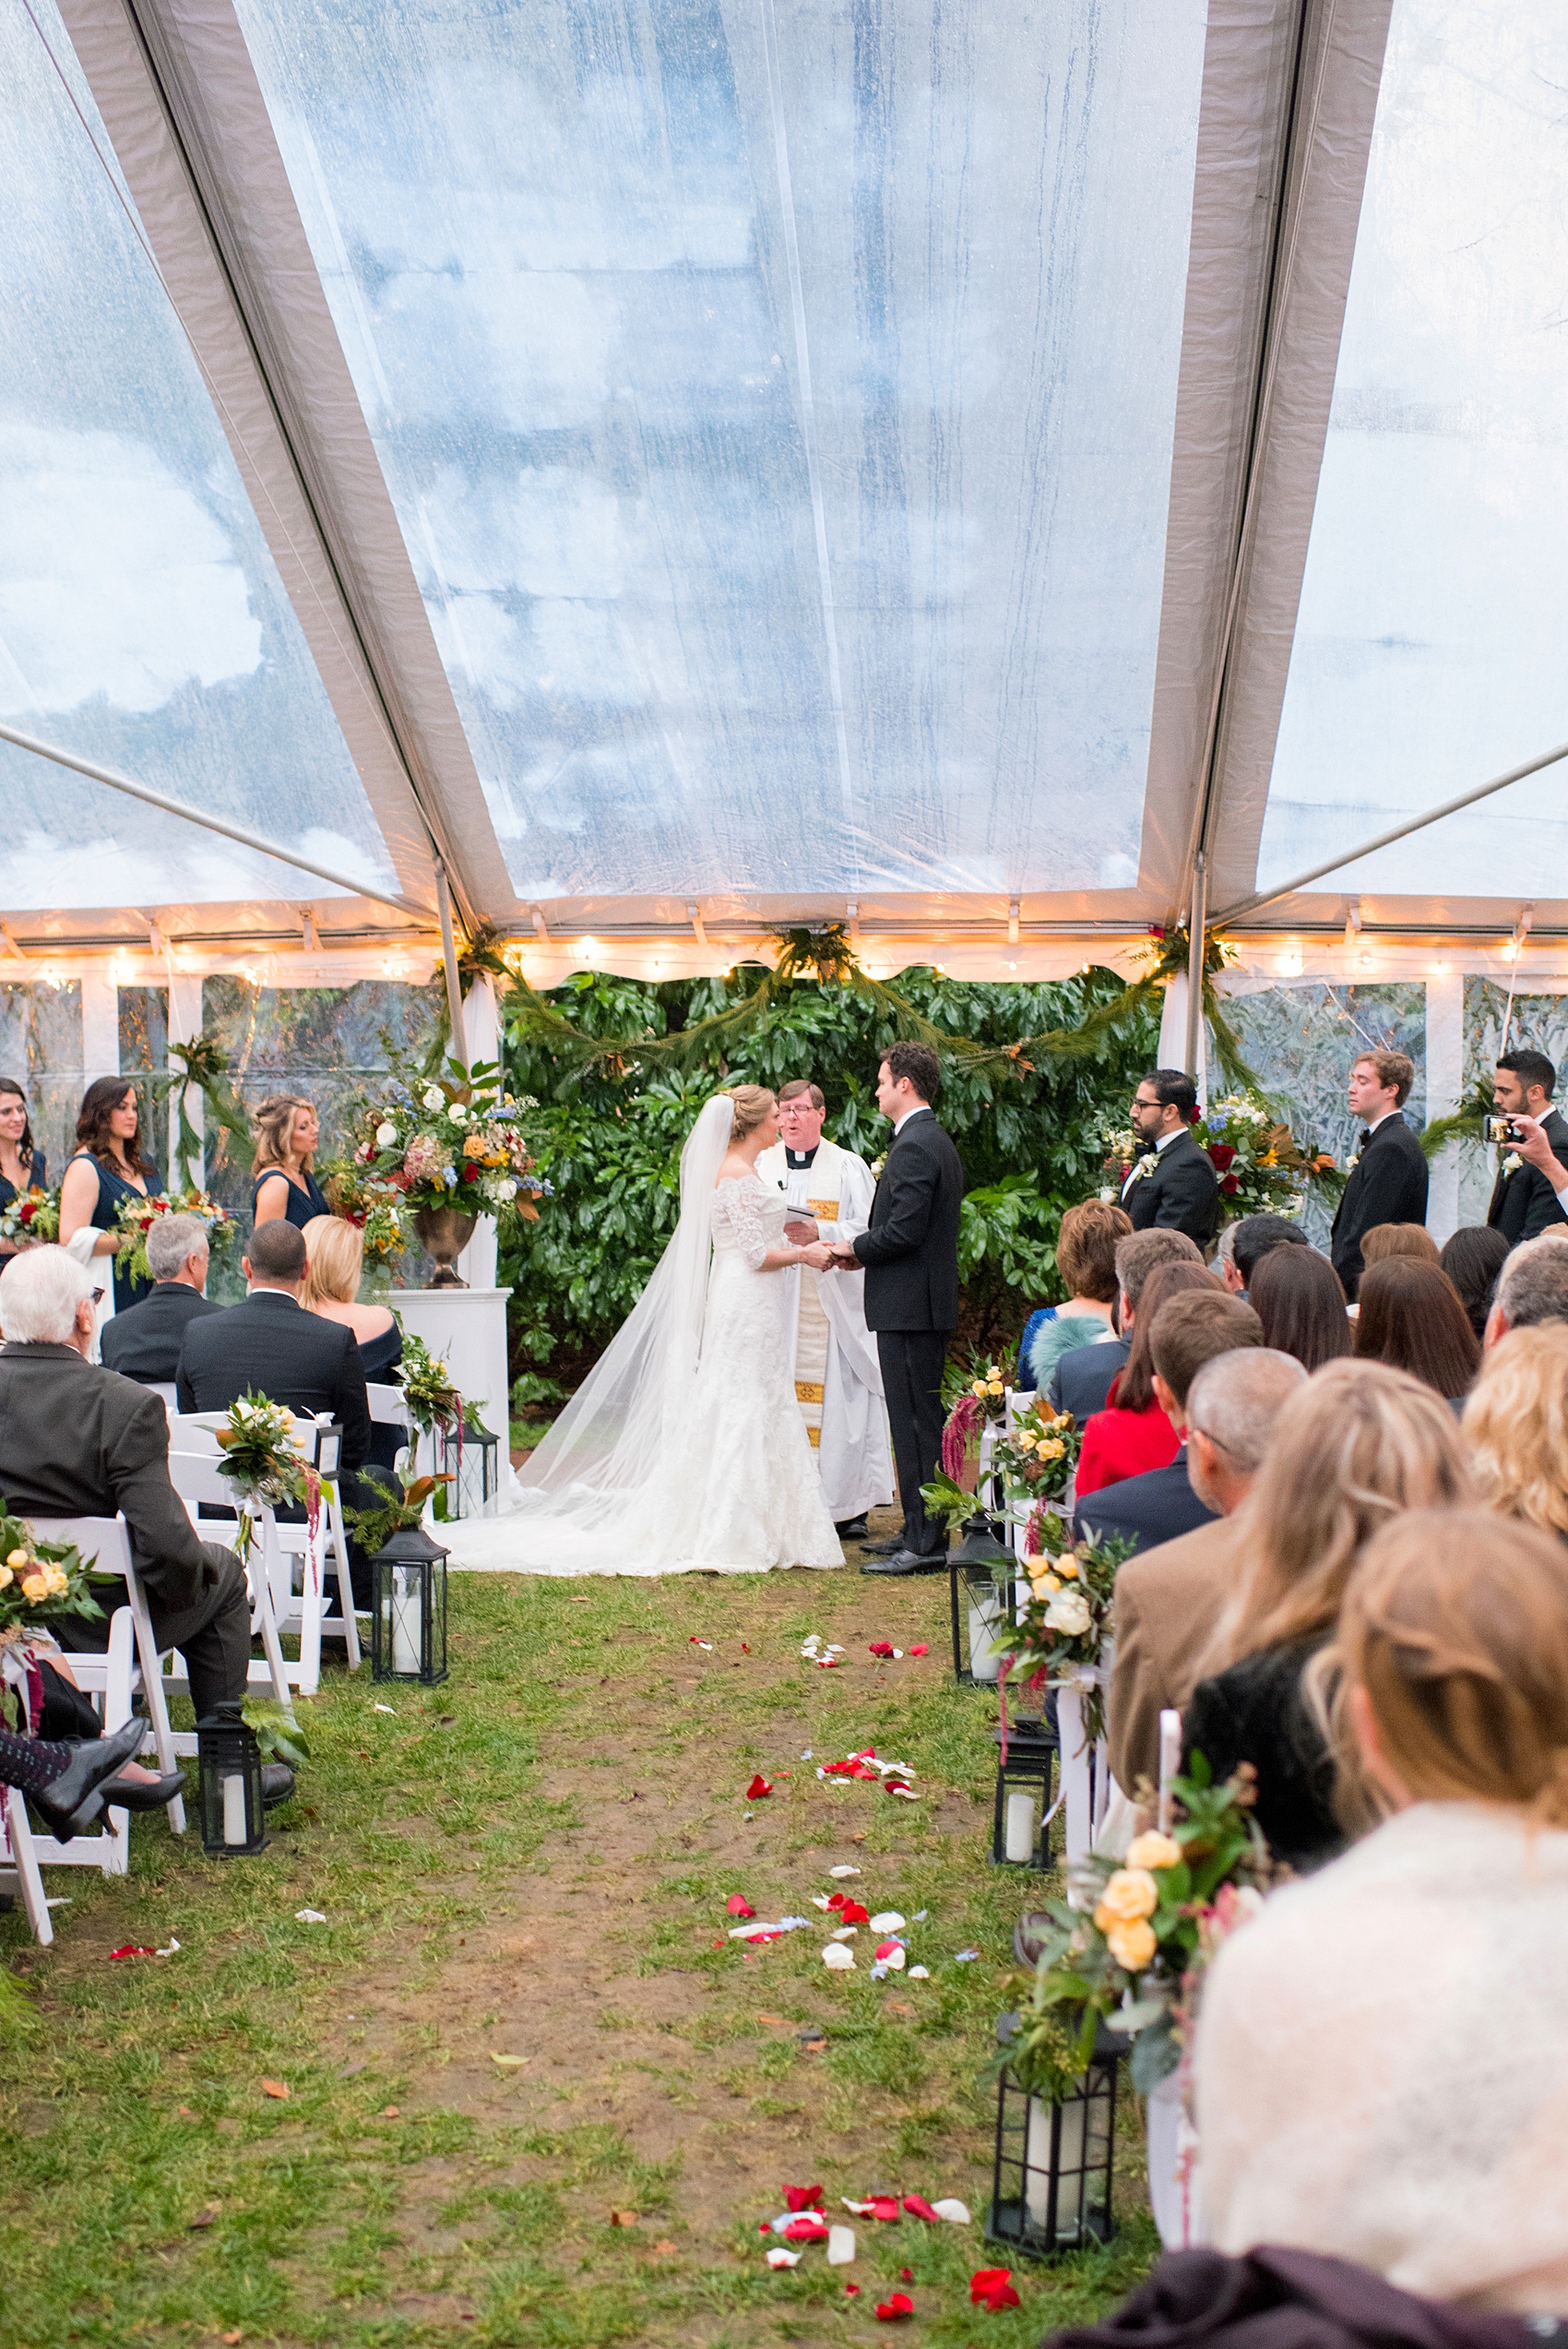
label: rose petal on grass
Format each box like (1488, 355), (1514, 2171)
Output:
(489, 2053), (527, 2068)
(689, 1638), (713, 1650)
(827, 2225), (856, 2265)
(869, 1913), (906, 1932)
(828, 1926), (857, 1941)
(932, 2200), (973, 2224)
(874, 1941), (907, 1970)
(909, 1643), (929, 1656)
(744, 1775), (772, 1800)
(782, 2218), (829, 2243)
(766, 2248), (802, 2269)
(907, 1965), (931, 1980)
(863, 2196), (902, 2223)
(822, 1943), (855, 1970)
(828, 1864), (861, 1878)
(902, 2195), (941, 2224)
(970, 2267), (1021, 2311)
(868, 1641), (895, 1658)
(811, 1895), (833, 1911)
(374, 1703), (396, 1714)
(845, 2283), (862, 2296)
(110, 1946), (155, 1961)
(294, 1909), (327, 1924)
(727, 1894), (755, 1916)
(260, 2080), (290, 2100)
(875, 2293), (915, 2320)
(838, 1901), (871, 1926)
(900, 2267), (915, 2281)
(783, 2184), (825, 2212)
(954, 1948), (980, 1961)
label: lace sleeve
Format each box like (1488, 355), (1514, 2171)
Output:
(714, 1178), (777, 1272)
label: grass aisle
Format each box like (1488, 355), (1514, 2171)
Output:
(0, 1556), (1158, 2347)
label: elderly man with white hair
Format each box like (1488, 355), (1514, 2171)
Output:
(101, 1210), (221, 1385)
(1483, 1229), (1568, 1349)
(0, 1246), (296, 1807)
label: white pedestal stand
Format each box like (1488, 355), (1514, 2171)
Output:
(388, 1282), (512, 1515)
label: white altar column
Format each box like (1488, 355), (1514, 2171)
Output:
(1424, 972), (1464, 1245)
(388, 1287), (513, 1476)
(167, 974), (205, 1186)
(80, 971), (120, 1086)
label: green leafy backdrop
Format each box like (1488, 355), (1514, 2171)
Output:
(499, 962), (1159, 1400)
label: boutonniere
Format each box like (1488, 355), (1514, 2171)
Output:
(870, 1154), (886, 1179)
(1345, 1152), (1360, 1173)
(1503, 1151), (1524, 1176)
(1131, 1152), (1159, 1183)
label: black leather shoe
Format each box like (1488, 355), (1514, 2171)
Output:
(99, 1771), (186, 1813)
(859, 1535), (907, 1556)
(834, 1516), (870, 1540)
(260, 1764), (297, 1810)
(859, 1549), (950, 1576)
(31, 1716), (148, 1835)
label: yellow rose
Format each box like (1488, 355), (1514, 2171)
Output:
(1095, 1866), (1159, 1925)
(6, 1547), (28, 1571)
(1038, 1437), (1064, 1460)
(1104, 1917), (1158, 1973)
(970, 1380), (989, 1399)
(987, 1379), (1004, 1396)
(1028, 1570), (1061, 1596)
(19, 1572), (50, 1603)
(1125, 1831), (1182, 1872)
(44, 1565), (69, 1597)
(463, 1133), (486, 1157)
(1055, 1556), (1078, 1579)
(0, 1565), (13, 1592)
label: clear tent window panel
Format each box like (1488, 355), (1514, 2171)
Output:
(0, 0), (396, 912)
(230, 0), (1206, 903)
(1258, 0), (1568, 901)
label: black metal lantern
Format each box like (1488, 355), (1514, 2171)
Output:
(991, 1719), (1057, 1868)
(987, 2013), (1119, 2260)
(950, 1551), (1015, 1687)
(196, 1713), (267, 1857)
(371, 1523), (449, 1684)
(438, 1422), (500, 1519)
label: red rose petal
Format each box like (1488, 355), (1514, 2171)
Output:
(782, 2217), (829, 2242)
(909, 1643), (929, 1657)
(902, 2195), (941, 2224)
(866, 2195), (902, 2223)
(868, 1641), (895, 1657)
(826, 1891), (847, 1911)
(899, 2267), (914, 2281)
(838, 1901), (870, 1926)
(845, 2283), (861, 2297)
(875, 2293), (915, 2320)
(109, 1945), (155, 1960)
(726, 1895), (755, 1917)
(783, 2183), (825, 2212)
(970, 2267), (1021, 2310)
(745, 1775), (772, 1800)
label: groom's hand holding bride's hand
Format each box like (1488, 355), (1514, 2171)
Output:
(825, 1244), (861, 1270)
(798, 1239), (836, 1270)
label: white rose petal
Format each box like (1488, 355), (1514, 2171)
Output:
(766, 2247), (801, 2269)
(932, 2199), (972, 2224)
(822, 1942), (856, 1969)
(868, 1912), (906, 1932)
(826, 2225), (856, 2265)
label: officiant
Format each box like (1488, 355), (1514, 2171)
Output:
(756, 1080), (894, 1539)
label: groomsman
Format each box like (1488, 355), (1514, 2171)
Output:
(755, 1080), (893, 1539)
(1487, 1049), (1568, 1245)
(829, 1043), (964, 1577)
(1121, 1069), (1219, 1247)
(1329, 1050), (1428, 1298)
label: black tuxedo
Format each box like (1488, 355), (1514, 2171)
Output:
(101, 1281), (221, 1384)
(1049, 1334), (1130, 1422)
(851, 1108), (965, 1557)
(176, 1291), (372, 1473)
(1075, 1450), (1217, 1558)
(0, 1341), (250, 1714)
(1488, 1107), (1568, 1246)
(1123, 1129), (1219, 1248)
(1329, 1113), (1429, 1298)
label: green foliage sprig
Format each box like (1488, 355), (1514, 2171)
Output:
(342, 1472), (450, 1556)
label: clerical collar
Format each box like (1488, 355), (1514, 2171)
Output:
(786, 1145), (819, 1168)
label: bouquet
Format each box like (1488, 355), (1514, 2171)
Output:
(938, 1354), (1011, 1495)
(0, 1186), (59, 1247)
(997, 1757), (1277, 2099)
(1194, 1091), (1338, 1219)
(397, 1331), (478, 1437)
(321, 1165), (409, 1261)
(0, 1507), (104, 1731)
(213, 1392), (312, 1511)
(1094, 1115), (1140, 1201)
(1000, 1512), (1133, 1744)
(113, 1188), (237, 1287)
(991, 1399), (1080, 1511)
(327, 1055), (548, 1226)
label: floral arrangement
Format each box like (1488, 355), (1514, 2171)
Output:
(113, 1187), (237, 1287)
(0, 1185), (59, 1247)
(342, 1470), (451, 1556)
(1193, 1091), (1337, 1218)
(0, 1508), (105, 1731)
(320, 1166), (410, 1261)
(990, 1399), (1080, 1511)
(938, 1355), (1011, 1492)
(997, 1756), (1277, 2099)
(396, 1331), (470, 1437)
(1001, 1513), (1133, 1744)
(213, 1392), (312, 1512)
(329, 1055), (547, 1226)
(1094, 1115), (1140, 1201)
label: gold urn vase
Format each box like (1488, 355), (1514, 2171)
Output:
(413, 1206), (478, 1288)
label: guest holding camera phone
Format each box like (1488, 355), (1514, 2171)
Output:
(1486, 1049), (1568, 1244)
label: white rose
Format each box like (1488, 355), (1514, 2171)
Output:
(1044, 1588), (1092, 1637)
(375, 1121), (398, 1148)
(422, 1086), (445, 1111)
(448, 1104), (469, 1126)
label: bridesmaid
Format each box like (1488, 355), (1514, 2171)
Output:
(250, 1093), (331, 1234)
(0, 1079), (47, 1258)
(59, 1078), (161, 1312)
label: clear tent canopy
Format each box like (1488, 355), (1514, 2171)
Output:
(0, 0), (1564, 983)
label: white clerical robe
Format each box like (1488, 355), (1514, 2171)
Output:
(755, 1137), (894, 1521)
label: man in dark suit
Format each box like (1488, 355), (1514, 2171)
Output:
(0, 1246), (294, 1803)
(829, 1043), (963, 1577)
(1047, 1228), (1202, 1420)
(101, 1210), (221, 1383)
(1120, 1069), (1220, 1247)
(1075, 1288), (1263, 1558)
(1486, 1048), (1568, 1246)
(176, 1216), (373, 1476)
(1329, 1049), (1429, 1298)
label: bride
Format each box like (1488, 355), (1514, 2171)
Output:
(443, 1087), (846, 1576)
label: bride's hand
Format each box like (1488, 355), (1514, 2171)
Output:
(800, 1241), (835, 1270)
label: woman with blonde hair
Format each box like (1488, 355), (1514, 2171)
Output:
(1182, 1359), (1472, 1867)
(1463, 1321), (1568, 1537)
(441, 1084), (845, 1574)
(251, 1093), (330, 1232)
(1196, 1507), (1568, 2310)
(303, 1215), (403, 1475)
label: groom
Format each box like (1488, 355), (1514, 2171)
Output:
(829, 1043), (963, 1576)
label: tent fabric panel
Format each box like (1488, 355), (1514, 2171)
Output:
(226, 0), (1207, 906)
(0, 0), (400, 913)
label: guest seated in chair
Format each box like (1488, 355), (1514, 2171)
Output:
(1017, 1198), (1130, 1393)
(101, 1211), (221, 1385)
(302, 1216), (405, 1479)
(1195, 1507), (1568, 2312)
(1047, 1228), (1202, 1423)
(1075, 1260), (1218, 1498)
(0, 1246), (296, 1807)
(1076, 1287), (1263, 1556)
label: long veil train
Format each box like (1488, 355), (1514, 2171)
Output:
(441, 1095), (736, 1574)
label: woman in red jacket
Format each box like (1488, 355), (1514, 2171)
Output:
(1075, 1260), (1218, 1497)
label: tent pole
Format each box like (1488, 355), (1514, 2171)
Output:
(0, 719), (435, 924)
(1215, 736), (1568, 925)
(1183, 852), (1207, 1078)
(435, 865), (466, 1055)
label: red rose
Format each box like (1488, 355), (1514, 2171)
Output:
(1206, 1142), (1236, 1171)
(18, 1201), (33, 1224)
(1221, 1173), (1240, 1195)
(462, 1161), (478, 1182)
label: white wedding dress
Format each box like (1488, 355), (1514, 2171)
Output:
(443, 1100), (843, 1577)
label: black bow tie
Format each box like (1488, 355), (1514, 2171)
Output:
(1357, 1128), (1372, 1152)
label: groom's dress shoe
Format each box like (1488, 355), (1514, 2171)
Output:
(859, 1549), (949, 1577)
(859, 1535), (905, 1556)
(31, 1716), (148, 1835)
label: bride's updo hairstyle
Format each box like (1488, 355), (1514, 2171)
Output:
(723, 1084), (776, 1141)
(1339, 1507), (1568, 1825)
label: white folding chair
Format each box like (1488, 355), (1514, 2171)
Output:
(367, 1382), (414, 1475)
(22, 1517), (187, 1834)
(0, 1604), (143, 1942)
(146, 1381), (180, 1413)
(166, 1452), (292, 1706)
